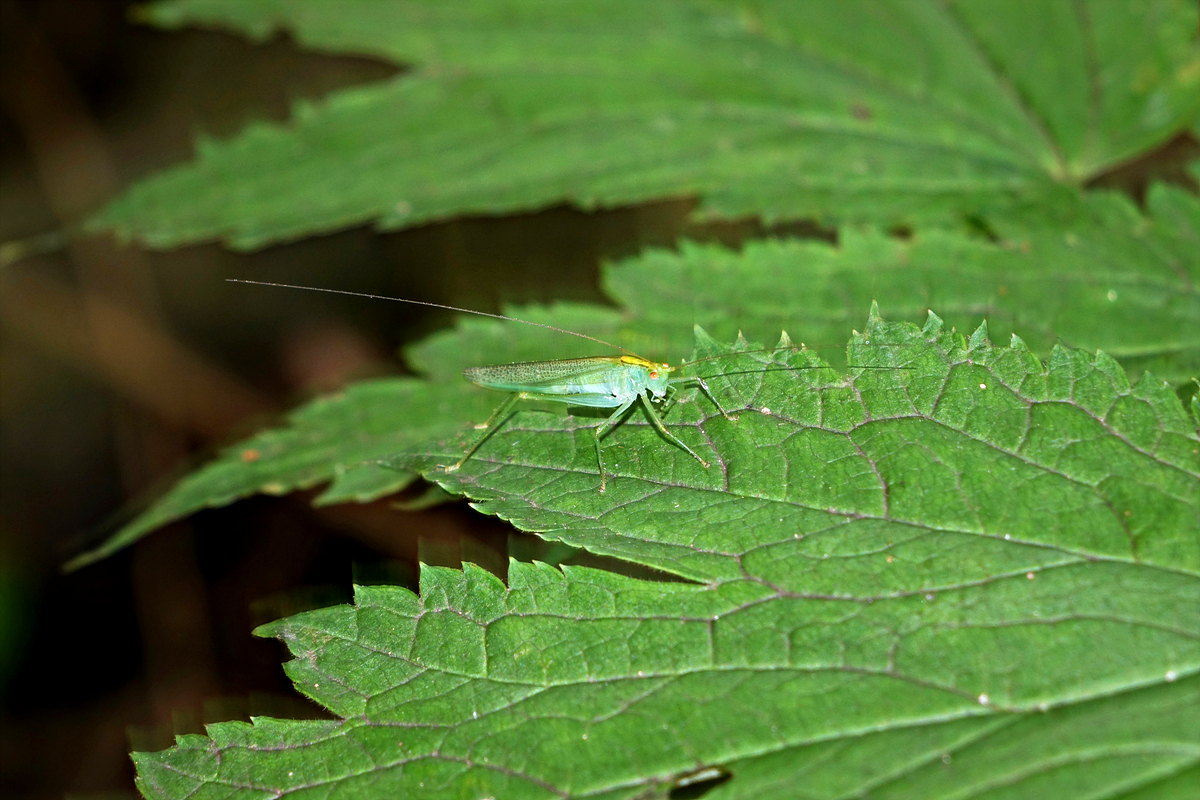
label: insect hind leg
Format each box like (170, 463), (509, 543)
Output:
(445, 391), (524, 473)
(591, 398), (637, 492)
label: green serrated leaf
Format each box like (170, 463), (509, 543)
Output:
(72, 204), (1200, 569)
(136, 554), (1200, 799)
(65, 301), (648, 569)
(123, 309), (1200, 797)
(405, 312), (1199, 582)
(90, 0), (1200, 249)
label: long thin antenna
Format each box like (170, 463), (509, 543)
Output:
(227, 279), (628, 353)
(677, 344), (912, 378)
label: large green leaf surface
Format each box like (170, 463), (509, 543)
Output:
(135, 311), (1199, 798)
(406, 308), (1199, 581)
(70, 178), (1200, 568)
(90, 0), (1200, 249)
(136, 572), (1200, 800)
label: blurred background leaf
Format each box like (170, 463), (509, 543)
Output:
(92, 0), (1200, 247)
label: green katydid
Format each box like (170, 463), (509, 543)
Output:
(450, 348), (735, 491)
(229, 280), (849, 491)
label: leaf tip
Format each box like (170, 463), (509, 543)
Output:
(691, 325), (719, 348)
(867, 299), (883, 323)
(252, 618), (285, 640)
(1092, 349), (1129, 386)
(462, 560), (506, 591)
(864, 302), (888, 341)
(968, 319), (991, 349)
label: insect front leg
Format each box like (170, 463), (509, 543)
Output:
(445, 391), (525, 473)
(638, 392), (711, 470)
(688, 375), (739, 421)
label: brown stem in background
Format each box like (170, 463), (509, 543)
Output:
(0, 268), (272, 437)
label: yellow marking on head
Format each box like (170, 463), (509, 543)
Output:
(618, 355), (675, 380)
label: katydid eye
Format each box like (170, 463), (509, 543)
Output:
(649, 370), (659, 379)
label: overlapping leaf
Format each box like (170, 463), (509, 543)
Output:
(65, 302), (631, 569)
(66, 379), (435, 569)
(134, 312), (1200, 799)
(71, 179), (1200, 568)
(90, 0), (1200, 249)
(407, 308), (1199, 581)
(136, 567), (1200, 800)
(607, 180), (1200, 385)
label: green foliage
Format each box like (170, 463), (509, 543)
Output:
(66, 302), (632, 570)
(607, 181), (1200, 384)
(410, 311), (1199, 582)
(73, 187), (1200, 568)
(125, 310), (1200, 799)
(136, 564), (1200, 800)
(69, 0), (1200, 796)
(91, 0), (1200, 248)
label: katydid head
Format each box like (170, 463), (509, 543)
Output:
(647, 363), (672, 399)
(618, 354), (672, 398)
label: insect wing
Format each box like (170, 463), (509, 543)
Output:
(464, 357), (631, 397)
